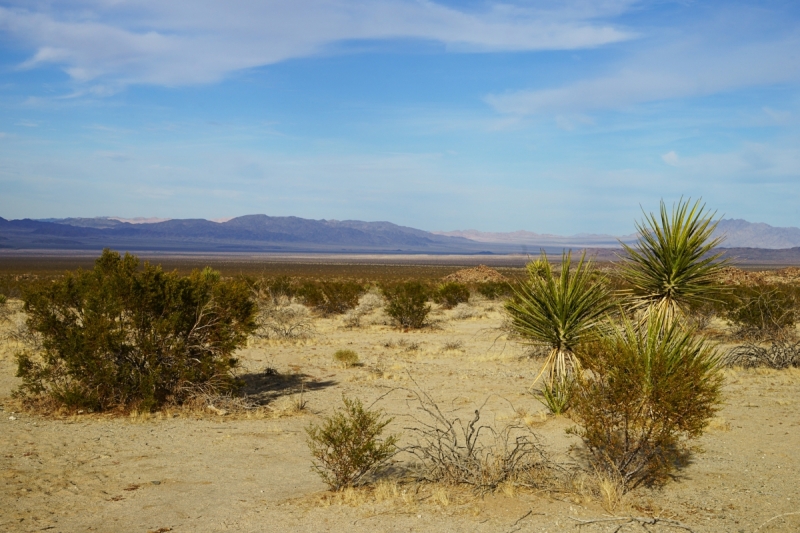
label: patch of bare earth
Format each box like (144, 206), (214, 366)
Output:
(1, 300), (799, 532)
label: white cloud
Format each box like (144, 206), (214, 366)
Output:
(0, 1), (633, 88)
(487, 32), (800, 114)
(661, 151), (679, 166)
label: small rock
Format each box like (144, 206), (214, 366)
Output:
(151, 480), (161, 485)
(8, 416), (16, 421)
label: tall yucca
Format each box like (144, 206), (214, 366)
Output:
(621, 198), (727, 322)
(505, 251), (612, 387)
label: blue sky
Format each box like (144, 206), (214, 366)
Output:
(0, 0), (799, 234)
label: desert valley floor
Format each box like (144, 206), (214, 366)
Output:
(2, 297), (799, 533)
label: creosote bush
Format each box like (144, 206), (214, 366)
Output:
(722, 283), (798, 341)
(382, 282), (431, 329)
(306, 396), (398, 491)
(298, 281), (364, 315)
(433, 282), (470, 309)
(571, 313), (723, 490)
(475, 281), (513, 300)
(15, 249), (256, 412)
(333, 349), (360, 368)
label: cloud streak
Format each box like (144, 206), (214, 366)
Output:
(0, 1), (633, 89)
(487, 27), (800, 114)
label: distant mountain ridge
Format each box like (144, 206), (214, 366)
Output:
(0, 214), (491, 253)
(436, 219), (800, 250)
(0, 215), (798, 255)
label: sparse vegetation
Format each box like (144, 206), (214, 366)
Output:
(306, 396), (398, 491)
(433, 282), (470, 309)
(475, 281), (513, 300)
(334, 349), (360, 368)
(253, 297), (315, 340)
(383, 281), (431, 329)
(343, 290), (384, 328)
(14, 249), (256, 412)
(571, 313), (723, 490)
(725, 339), (800, 368)
(722, 283), (798, 341)
(404, 389), (551, 491)
(298, 281), (364, 315)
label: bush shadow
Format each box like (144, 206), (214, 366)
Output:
(238, 368), (337, 406)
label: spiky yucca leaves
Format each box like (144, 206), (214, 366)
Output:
(621, 198), (727, 323)
(572, 313), (723, 489)
(505, 252), (612, 390)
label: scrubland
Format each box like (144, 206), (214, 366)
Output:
(2, 284), (799, 533)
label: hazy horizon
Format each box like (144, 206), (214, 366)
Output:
(1, 1), (799, 234)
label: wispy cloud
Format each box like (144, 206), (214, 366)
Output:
(0, 1), (633, 90)
(487, 19), (800, 114)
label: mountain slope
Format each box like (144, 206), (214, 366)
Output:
(0, 215), (490, 253)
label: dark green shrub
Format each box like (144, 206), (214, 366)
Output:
(475, 281), (513, 300)
(382, 282), (431, 328)
(15, 249), (256, 412)
(433, 282), (470, 309)
(298, 281), (364, 315)
(722, 283), (798, 340)
(306, 396), (398, 490)
(572, 314), (722, 490)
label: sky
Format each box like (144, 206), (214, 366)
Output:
(0, 0), (799, 235)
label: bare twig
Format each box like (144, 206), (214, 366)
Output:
(569, 516), (695, 532)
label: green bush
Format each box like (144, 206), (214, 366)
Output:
(255, 275), (297, 302)
(306, 396), (398, 491)
(722, 283), (798, 340)
(333, 349), (360, 368)
(571, 314), (722, 490)
(298, 281), (364, 315)
(433, 282), (470, 309)
(382, 282), (431, 328)
(15, 249), (256, 412)
(475, 281), (513, 300)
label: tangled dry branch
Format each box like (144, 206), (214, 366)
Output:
(400, 383), (551, 492)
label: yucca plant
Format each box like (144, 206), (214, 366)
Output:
(505, 251), (612, 395)
(620, 198), (727, 323)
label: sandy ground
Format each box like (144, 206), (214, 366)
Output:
(1, 299), (799, 533)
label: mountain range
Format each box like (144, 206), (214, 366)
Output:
(1, 215), (799, 257)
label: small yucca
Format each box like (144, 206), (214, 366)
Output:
(505, 251), (612, 391)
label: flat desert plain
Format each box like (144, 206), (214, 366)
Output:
(1, 297), (799, 533)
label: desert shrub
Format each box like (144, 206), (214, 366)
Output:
(433, 282), (470, 309)
(0, 294), (8, 323)
(451, 302), (477, 320)
(298, 281), (364, 315)
(382, 282), (431, 329)
(255, 275), (297, 301)
(722, 283), (798, 340)
(571, 314), (723, 490)
(253, 298), (314, 340)
(306, 396), (398, 491)
(725, 340), (800, 369)
(15, 249), (256, 412)
(404, 389), (550, 491)
(475, 281), (513, 300)
(343, 291), (385, 328)
(333, 349), (360, 368)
